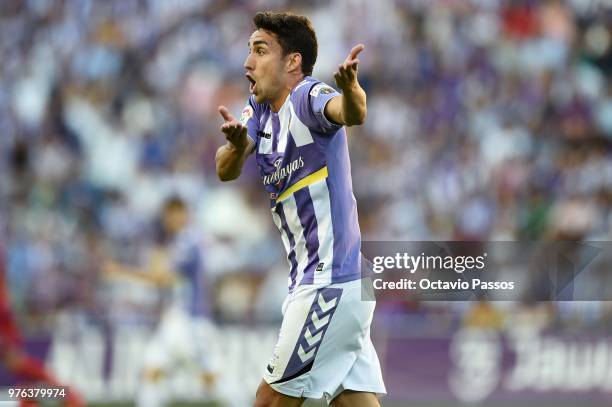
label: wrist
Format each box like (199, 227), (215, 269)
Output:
(228, 139), (248, 153)
(339, 81), (362, 95)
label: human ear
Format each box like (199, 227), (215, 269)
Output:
(286, 53), (302, 73)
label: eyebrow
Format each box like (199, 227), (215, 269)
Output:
(248, 40), (269, 48)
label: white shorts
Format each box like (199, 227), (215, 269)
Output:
(143, 306), (217, 372)
(263, 278), (386, 403)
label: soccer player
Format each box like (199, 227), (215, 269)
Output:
(215, 11), (386, 407)
(104, 197), (218, 407)
(0, 247), (86, 407)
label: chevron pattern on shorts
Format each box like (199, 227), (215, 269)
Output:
(272, 287), (342, 384)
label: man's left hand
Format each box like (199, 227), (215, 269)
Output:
(334, 43), (364, 92)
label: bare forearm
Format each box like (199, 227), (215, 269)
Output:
(104, 261), (174, 285)
(341, 84), (367, 126)
(215, 143), (247, 181)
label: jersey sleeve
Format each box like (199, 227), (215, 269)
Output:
(292, 81), (342, 135)
(240, 96), (260, 155)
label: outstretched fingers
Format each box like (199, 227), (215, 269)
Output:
(218, 105), (236, 123)
(218, 106), (248, 150)
(335, 65), (350, 83)
(221, 121), (243, 137)
(219, 106), (242, 132)
(346, 43), (365, 62)
(335, 44), (364, 84)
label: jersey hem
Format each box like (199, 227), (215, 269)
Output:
(266, 382), (306, 398)
(326, 385), (388, 403)
(318, 95), (343, 133)
(266, 382), (328, 401)
(267, 382), (387, 403)
(296, 271), (362, 288)
(247, 134), (256, 154)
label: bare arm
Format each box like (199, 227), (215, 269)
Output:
(215, 106), (254, 181)
(103, 259), (176, 286)
(324, 44), (367, 127)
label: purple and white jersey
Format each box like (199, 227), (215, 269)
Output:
(241, 76), (362, 292)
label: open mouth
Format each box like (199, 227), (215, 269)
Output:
(246, 74), (256, 94)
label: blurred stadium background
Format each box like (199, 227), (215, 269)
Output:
(1, 0), (612, 406)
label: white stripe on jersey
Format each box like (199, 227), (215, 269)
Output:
(281, 195), (309, 287)
(289, 101), (314, 147)
(308, 179), (334, 285)
(271, 209), (296, 288)
(293, 79), (309, 92)
(277, 101), (291, 153)
(258, 114), (274, 154)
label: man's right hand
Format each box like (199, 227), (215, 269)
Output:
(219, 106), (249, 152)
(215, 105), (252, 181)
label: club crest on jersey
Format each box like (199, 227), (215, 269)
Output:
(310, 83), (335, 97)
(240, 105), (253, 125)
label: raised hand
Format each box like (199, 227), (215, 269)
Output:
(218, 105), (249, 152)
(334, 44), (364, 92)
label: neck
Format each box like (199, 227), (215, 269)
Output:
(270, 74), (305, 112)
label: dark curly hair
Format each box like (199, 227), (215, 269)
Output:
(253, 11), (318, 76)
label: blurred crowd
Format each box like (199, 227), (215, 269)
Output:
(1, 0), (612, 337)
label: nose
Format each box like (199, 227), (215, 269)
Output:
(244, 53), (254, 71)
